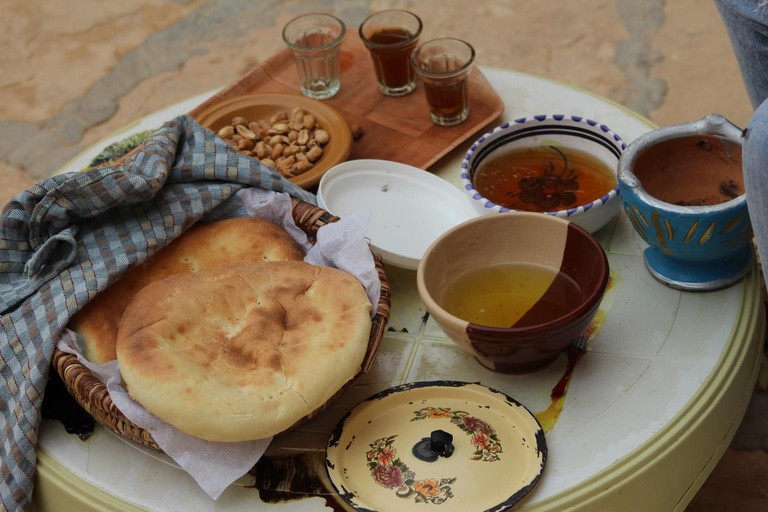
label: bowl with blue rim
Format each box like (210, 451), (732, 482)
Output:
(460, 114), (627, 233)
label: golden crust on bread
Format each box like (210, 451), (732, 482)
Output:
(116, 261), (372, 442)
(69, 218), (305, 364)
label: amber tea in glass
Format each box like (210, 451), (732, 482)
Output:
(472, 145), (618, 212)
(423, 76), (468, 125)
(411, 38), (476, 126)
(359, 10), (423, 96)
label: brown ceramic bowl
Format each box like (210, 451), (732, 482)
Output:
(194, 93), (352, 189)
(417, 212), (609, 373)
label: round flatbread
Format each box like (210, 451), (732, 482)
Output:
(116, 261), (372, 442)
(69, 217), (305, 364)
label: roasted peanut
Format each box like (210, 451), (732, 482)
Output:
(270, 123), (290, 134)
(276, 156), (296, 176)
(306, 145), (323, 162)
(288, 130), (299, 142)
(218, 125), (235, 138)
(237, 138), (255, 151)
(271, 143), (285, 160)
(261, 158), (276, 167)
(291, 109), (305, 130)
(296, 160), (313, 173)
(303, 115), (316, 130)
(314, 129), (330, 145)
(270, 111), (288, 124)
(297, 129), (310, 145)
(284, 145), (302, 157)
(351, 125), (364, 140)
(232, 116), (248, 126)
(254, 141), (269, 159)
(236, 124), (257, 140)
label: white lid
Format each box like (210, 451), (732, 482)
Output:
(317, 160), (478, 270)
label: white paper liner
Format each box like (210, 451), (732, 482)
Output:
(55, 188), (378, 499)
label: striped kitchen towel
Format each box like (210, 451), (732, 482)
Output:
(0, 114), (316, 511)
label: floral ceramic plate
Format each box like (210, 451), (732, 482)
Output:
(326, 381), (547, 512)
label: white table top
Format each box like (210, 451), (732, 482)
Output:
(36, 68), (764, 512)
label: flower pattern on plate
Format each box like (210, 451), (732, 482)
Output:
(366, 435), (456, 504)
(412, 407), (503, 462)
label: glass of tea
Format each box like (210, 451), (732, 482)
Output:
(359, 10), (423, 97)
(282, 13), (346, 100)
(411, 38), (475, 126)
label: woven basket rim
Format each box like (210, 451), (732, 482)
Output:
(52, 198), (391, 450)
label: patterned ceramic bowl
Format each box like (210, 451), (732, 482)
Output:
(417, 212), (609, 373)
(461, 114), (627, 233)
(617, 114), (752, 291)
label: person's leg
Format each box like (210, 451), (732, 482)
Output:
(743, 97), (768, 286)
(715, 0), (768, 108)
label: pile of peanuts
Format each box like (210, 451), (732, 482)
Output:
(217, 107), (330, 178)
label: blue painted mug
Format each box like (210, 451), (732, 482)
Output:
(617, 114), (752, 291)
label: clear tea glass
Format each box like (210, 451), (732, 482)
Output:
(411, 39), (476, 126)
(282, 13), (346, 100)
(359, 10), (423, 97)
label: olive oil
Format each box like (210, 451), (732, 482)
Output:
(473, 145), (617, 212)
(440, 262), (584, 328)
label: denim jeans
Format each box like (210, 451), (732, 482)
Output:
(716, 1), (768, 285)
(715, 0), (768, 109)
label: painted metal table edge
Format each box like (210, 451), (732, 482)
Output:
(517, 266), (765, 511)
(33, 448), (149, 512)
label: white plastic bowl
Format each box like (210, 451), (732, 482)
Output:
(318, 160), (477, 269)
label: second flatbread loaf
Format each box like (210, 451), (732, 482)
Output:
(69, 217), (305, 363)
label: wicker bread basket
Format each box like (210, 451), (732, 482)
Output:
(51, 198), (391, 450)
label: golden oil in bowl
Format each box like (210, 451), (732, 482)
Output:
(439, 262), (585, 328)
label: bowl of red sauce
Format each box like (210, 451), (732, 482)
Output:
(461, 115), (627, 233)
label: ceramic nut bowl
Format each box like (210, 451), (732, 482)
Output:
(417, 212), (609, 373)
(461, 114), (627, 233)
(194, 92), (353, 189)
(617, 114), (752, 291)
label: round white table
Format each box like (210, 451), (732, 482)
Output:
(33, 68), (765, 512)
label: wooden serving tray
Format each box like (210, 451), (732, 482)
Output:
(188, 32), (504, 171)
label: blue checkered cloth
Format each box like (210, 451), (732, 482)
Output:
(0, 115), (316, 511)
